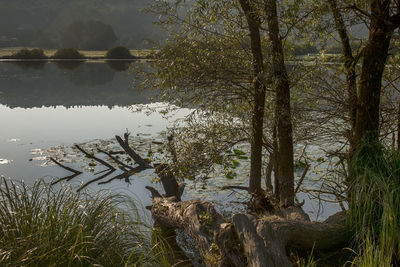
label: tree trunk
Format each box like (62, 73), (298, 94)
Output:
(354, 1), (393, 147)
(328, 0), (358, 154)
(265, 0), (295, 207)
(239, 0), (266, 195)
(398, 101), (400, 150)
(265, 154), (274, 193)
(272, 123), (280, 198)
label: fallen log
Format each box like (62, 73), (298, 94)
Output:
(148, 195), (349, 267)
(147, 159), (350, 267)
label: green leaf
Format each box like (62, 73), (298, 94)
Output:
(233, 149), (246, 156)
(232, 159), (240, 167)
(226, 171), (236, 179)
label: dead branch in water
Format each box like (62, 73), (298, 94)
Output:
(77, 169), (115, 192)
(49, 157), (82, 175)
(98, 148), (135, 172)
(49, 157), (82, 185)
(52, 134), (153, 189)
(74, 144), (115, 171)
(115, 132), (151, 168)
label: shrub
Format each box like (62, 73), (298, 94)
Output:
(0, 178), (166, 266)
(106, 46), (133, 59)
(10, 48), (47, 59)
(52, 48), (85, 60)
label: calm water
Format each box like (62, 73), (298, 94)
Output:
(0, 61), (192, 209)
(0, 61), (341, 220)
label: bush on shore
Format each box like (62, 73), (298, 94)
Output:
(106, 46), (133, 59)
(0, 178), (167, 266)
(9, 48), (47, 59)
(52, 48), (85, 60)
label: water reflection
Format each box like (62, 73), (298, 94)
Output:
(12, 61), (47, 70)
(69, 63), (116, 86)
(54, 61), (83, 70)
(0, 62), (158, 109)
(106, 61), (131, 72)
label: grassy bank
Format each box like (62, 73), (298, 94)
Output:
(0, 178), (167, 267)
(0, 47), (153, 59)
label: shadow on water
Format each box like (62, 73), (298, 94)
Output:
(69, 63), (115, 86)
(0, 61), (159, 109)
(106, 61), (132, 72)
(12, 61), (47, 70)
(54, 61), (84, 70)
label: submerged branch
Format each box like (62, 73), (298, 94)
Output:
(74, 144), (115, 171)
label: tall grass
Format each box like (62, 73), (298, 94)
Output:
(348, 143), (400, 266)
(0, 178), (166, 267)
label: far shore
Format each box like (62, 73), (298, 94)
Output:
(0, 47), (155, 61)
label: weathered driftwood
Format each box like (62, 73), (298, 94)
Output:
(147, 158), (349, 267)
(150, 197), (247, 267)
(115, 133), (151, 168)
(148, 193), (348, 267)
(154, 164), (185, 201)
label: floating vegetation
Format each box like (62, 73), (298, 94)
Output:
(0, 159), (11, 165)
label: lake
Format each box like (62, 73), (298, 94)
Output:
(0, 61), (341, 220)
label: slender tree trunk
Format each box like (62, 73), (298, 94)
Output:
(265, 0), (294, 206)
(239, 0), (266, 195)
(328, 0), (358, 154)
(354, 1), (393, 147)
(273, 121), (280, 198)
(398, 101), (400, 150)
(265, 154), (274, 193)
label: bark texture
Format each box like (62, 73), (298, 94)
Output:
(238, 0), (266, 195)
(147, 163), (350, 267)
(354, 0), (394, 146)
(265, 0), (295, 206)
(149, 193), (349, 267)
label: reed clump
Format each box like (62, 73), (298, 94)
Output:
(348, 143), (400, 266)
(0, 178), (165, 266)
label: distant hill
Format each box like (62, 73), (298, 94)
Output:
(0, 0), (164, 49)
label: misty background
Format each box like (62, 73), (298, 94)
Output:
(0, 0), (164, 49)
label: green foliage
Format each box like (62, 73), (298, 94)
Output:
(106, 46), (133, 59)
(10, 48), (47, 59)
(348, 143), (400, 265)
(225, 170), (237, 179)
(0, 178), (163, 266)
(52, 48), (85, 59)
